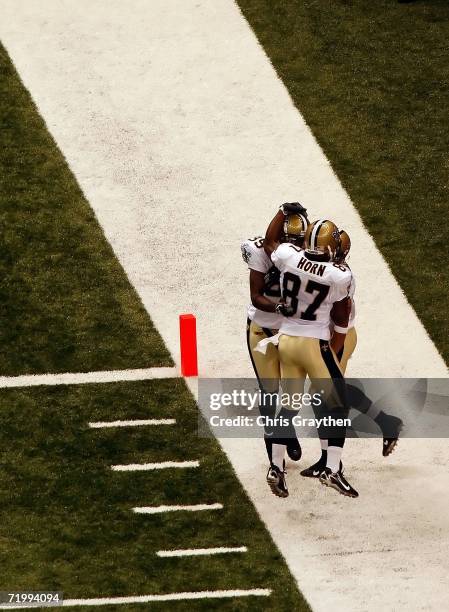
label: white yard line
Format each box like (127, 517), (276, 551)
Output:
(0, 589), (271, 609)
(133, 503), (223, 515)
(89, 419), (176, 428)
(157, 546), (247, 557)
(0, 368), (178, 388)
(112, 461), (199, 471)
(1, 2), (448, 612)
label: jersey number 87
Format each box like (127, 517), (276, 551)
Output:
(282, 271), (329, 321)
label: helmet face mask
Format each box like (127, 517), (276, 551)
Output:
(282, 213), (309, 247)
(304, 219), (341, 261)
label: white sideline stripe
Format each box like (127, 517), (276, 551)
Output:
(0, 589), (271, 608)
(112, 461), (199, 471)
(0, 368), (178, 388)
(157, 546), (248, 557)
(89, 419), (176, 428)
(133, 503), (223, 514)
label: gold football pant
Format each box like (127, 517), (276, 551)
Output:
(247, 320), (302, 463)
(278, 334), (344, 386)
(246, 318), (280, 394)
(278, 334), (347, 442)
(338, 327), (357, 374)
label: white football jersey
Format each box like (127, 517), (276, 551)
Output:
(241, 237), (283, 329)
(271, 243), (352, 340)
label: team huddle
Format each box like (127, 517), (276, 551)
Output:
(241, 203), (402, 499)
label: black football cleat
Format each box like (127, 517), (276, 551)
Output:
(266, 464), (289, 498)
(319, 467), (358, 498)
(380, 415), (403, 457)
(301, 458), (342, 479)
(300, 458), (326, 478)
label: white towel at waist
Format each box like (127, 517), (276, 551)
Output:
(254, 332), (282, 355)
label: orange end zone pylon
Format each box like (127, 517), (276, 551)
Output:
(179, 314), (198, 377)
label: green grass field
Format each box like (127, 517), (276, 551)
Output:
(238, 0), (449, 364)
(0, 380), (310, 610)
(0, 43), (309, 611)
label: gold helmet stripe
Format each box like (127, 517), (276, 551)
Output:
(310, 219), (328, 251)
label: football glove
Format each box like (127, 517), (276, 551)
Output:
(280, 202), (308, 217)
(275, 302), (295, 317)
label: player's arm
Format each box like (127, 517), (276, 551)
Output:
(264, 202), (308, 257)
(264, 210), (284, 257)
(249, 270), (278, 312)
(330, 296), (351, 355)
(249, 269), (293, 316)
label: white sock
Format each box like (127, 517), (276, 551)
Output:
(326, 446), (343, 473)
(320, 439), (328, 451)
(271, 444), (286, 470)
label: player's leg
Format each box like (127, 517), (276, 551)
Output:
(337, 327), (403, 455)
(246, 319), (301, 462)
(278, 334), (307, 449)
(303, 327), (356, 476)
(264, 335), (307, 498)
(246, 319), (280, 394)
(246, 319), (280, 465)
(299, 337), (344, 477)
(301, 338), (358, 498)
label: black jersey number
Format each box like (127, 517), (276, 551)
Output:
(249, 236), (264, 249)
(281, 272), (300, 314)
(282, 272), (329, 321)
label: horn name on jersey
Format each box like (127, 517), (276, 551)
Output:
(297, 256), (326, 277)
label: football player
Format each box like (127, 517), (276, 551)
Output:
(241, 203), (309, 471)
(300, 229), (403, 481)
(334, 231), (357, 372)
(259, 212), (358, 498)
(335, 231), (402, 457)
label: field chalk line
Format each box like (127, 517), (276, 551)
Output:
(0, 367), (178, 388)
(0, 588), (271, 608)
(157, 546), (248, 557)
(89, 419), (176, 428)
(112, 461), (199, 471)
(133, 503), (223, 514)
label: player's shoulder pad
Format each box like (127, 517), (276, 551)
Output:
(241, 237), (269, 272)
(323, 261), (351, 291)
(271, 241), (296, 262)
(241, 236), (263, 261)
(329, 260), (352, 278)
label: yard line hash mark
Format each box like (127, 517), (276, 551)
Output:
(157, 546), (248, 557)
(89, 419), (176, 428)
(133, 503), (223, 514)
(0, 589), (271, 608)
(0, 367), (178, 388)
(112, 461), (199, 471)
